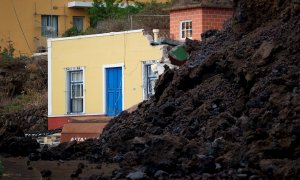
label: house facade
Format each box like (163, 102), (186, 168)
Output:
(0, 0), (92, 56)
(169, 0), (233, 40)
(48, 30), (163, 129)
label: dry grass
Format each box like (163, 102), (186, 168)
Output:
(0, 79), (14, 108)
(0, 90), (47, 115)
(23, 89), (47, 109)
(93, 16), (170, 38)
(0, 58), (47, 115)
(25, 63), (39, 73)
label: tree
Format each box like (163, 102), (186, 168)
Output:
(88, 0), (143, 27)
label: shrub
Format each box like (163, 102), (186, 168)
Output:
(62, 27), (84, 37)
(91, 0), (172, 34)
(0, 41), (15, 61)
(0, 41), (29, 60)
(89, 0), (143, 27)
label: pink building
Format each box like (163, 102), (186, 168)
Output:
(169, 0), (233, 40)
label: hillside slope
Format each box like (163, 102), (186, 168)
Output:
(0, 57), (47, 132)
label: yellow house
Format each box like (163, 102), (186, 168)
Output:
(0, 0), (92, 56)
(48, 29), (163, 129)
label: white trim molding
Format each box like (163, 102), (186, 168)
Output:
(48, 29), (144, 42)
(102, 63), (125, 115)
(48, 113), (105, 118)
(142, 60), (159, 100)
(179, 20), (193, 40)
(47, 40), (52, 116)
(142, 60), (158, 100)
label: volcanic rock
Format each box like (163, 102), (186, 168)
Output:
(42, 0), (300, 178)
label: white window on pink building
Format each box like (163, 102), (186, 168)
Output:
(180, 20), (192, 39)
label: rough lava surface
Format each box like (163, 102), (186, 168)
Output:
(42, 0), (300, 179)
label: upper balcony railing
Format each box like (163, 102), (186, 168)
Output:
(67, 1), (93, 8)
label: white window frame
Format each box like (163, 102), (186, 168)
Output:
(180, 20), (192, 39)
(48, 40), (52, 116)
(142, 61), (158, 100)
(65, 66), (85, 115)
(102, 63), (124, 115)
(70, 72), (84, 99)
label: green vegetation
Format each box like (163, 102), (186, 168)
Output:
(0, 90), (47, 115)
(0, 41), (15, 61)
(62, 27), (84, 37)
(61, 0), (172, 37)
(128, 0), (171, 32)
(88, 0), (143, 27)
(138, 0), (171, 15)
(91, 0), (172, 34)
(0, 41), (29, 61)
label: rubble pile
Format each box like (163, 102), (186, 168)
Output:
(13, 0), (300, 178)
(0, 125), (39, 156)
(1, 104), (47, 132)
(80, 0), (299, 178)
(40, 139), (97, 161)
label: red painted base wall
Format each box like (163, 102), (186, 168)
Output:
(61, 133), (100, 143)
(48, 114), (106, 130)
(48, 117), (70, 130)
(60, 122), (108, 142)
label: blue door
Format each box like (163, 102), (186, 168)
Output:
(106, 67), (122, 116)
